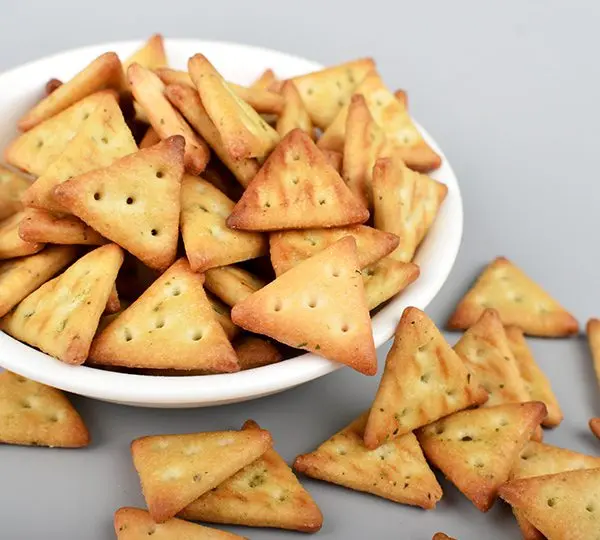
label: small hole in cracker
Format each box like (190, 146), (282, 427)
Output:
(151, 229), (158, 236)
(94, 192), (101, 201)
(273, 299), (282, 312)
(191, 330), (203, 341)
(155, 319), (165, 329)
(101, 136), (108, 144)
(341, 323), (349, 333)
(126, 197), (134, 205)
(156, 171), (164, 178)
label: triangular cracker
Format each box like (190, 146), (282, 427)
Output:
(204, 266), (266, 307)
(276, 81), (313, 138)
(122, 34), (167, 73)
(0, 245), (76, 317)
(127, 63), (210, 175)
(321, 148), (342, 173)
(288, 58), (375, 129)
(188, 54), (280, 159)
(0, 211), (44, 259)
(372, 156), (448, 262)
(362, 257), (420, 311)
(233, 335), (282, 370)
(231, 237), (377, 375)
(18, 208), (107, 245)
(165, 83), (259, 187)
(417, 401), (547, 511)
(44, 78), (63, 96)
(448, 257), (579, 337)
(1, 243), (123, 364)
(0, 165), (30, 219)
(590, 417), (600, 439)
(587, 318), (600, 390)
(505, 326), (563, 427)
(54, 136), (184, 270)
(269, 225), (399, 276)
(208, 294), (240, 341)
(180, 175), (267, 272)
(22, 93), (138, 213)
(89, 259), (239, 372)
(115, 507), (247, 540)
(251, 68), (277, 90)
(227, 129), (369, 231)
(0, 371), (89, 447)
(499, 468), (600, 540)
(294, 412), (442, 508)
(454, 309), (532, 407)
(139, 126), (161, 149)
(319, 70), (441, 172)
(363, 307), (488, 449)
(131, 427), (272, 522)
(18, 52), (127, 131)
(5, 91), (116, 177)
(180, 420), (323, 532)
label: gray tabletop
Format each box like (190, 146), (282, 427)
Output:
(1, 1), (599, 539)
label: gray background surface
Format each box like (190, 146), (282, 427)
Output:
(1, 1), (599, 538)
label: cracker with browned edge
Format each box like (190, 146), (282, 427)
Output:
(181, 420), (322, 532)
(131, 427), (272, 523)
(18, 52), (127, 131)
(208, 294), (240, 341)
(165, 83), (259, 187)
(454, 309), (531, 407)
(204, 266), (266, 307)
(417, 401), (547, 512)
(139, 126), (161, 149)
(5, 91), (117, 177)
(364, 307), (488, 449)
(276, 81), (313, 138)
(587, 318), (600, 389)
(590, 418), (600, 440)
(227, 129), (369, 231)
(321, 149), (342, 173)
(294, 412), (442, 508)
(0, 165), (30, 219)
(115, 507), (247, 540)
(128, 63), (209, 175)
(505, 326), (563, 427)
(0, 371), (89, 448)
(251, 69), (278, 90)
(89, 259), (239, 372)
(0, 211), (44, 259)
(319, 70), (441, 172)
(1, 243), (123, 364)
(362, 257), (420, 311)
(0, 245), (76, 317)
(123, 34), (167, 73)
(233, 335), (282, 370)
(105, 284), (120, 315)
(372, 156), (448, 262)
(232, 237), (377, 375)
(19, 208), (107, 245)
(269, 225), (398, 276)
(509, 441), (600, 540)
(45, 78), (63, 96)
(499, 468), (600, 540)
(180, 175), (267, 272)
(54, 136), (184, 270)
(287, 58), (375, 129)
(188, 55), (280, 160)
(22, 93), (137, 213)
(448, 257), (579, 337)
(432, 534), (455, 540)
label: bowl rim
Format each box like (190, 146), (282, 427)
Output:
(0, 38), (463, 406)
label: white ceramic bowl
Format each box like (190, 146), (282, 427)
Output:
(0, 39), (463, 407)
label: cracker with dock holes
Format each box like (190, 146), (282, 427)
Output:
(5, 91), (117, 177)
(22, 93), (137, 213)
(18, 52), (127, 132)
(232, 237), (377, 375)
(89, 259), (239, 372)
(269, 225), (399, 276)
(130, 426), (272, 523)
(0, 371), (89, 448)
(417, 401), (547, 512)
(587, 318), (600, 389)
(188, 54), (280, 160)
(203, 266), (266, 307)
(590, 418), (600, 440)
(180, 175), (267, 272)
(227, 129), (369, 231)
(0, 165), (30, 219)
(362, 257), (420, 311)
(448, 257), (579, 337)
(233, 335), (282, 370)
(294, 412), (442, 509)
(54, 136), (184, 271)
(364, 307), (488, 449)
(127, 63), (209, 174)
(319, 70), (441, 172)
(505, 325), (563, 427)
(181, 420), (322, 532)
(499, 468), (600, 540)
(0, 211), (44, 259)
(276, 81), (313, 138)
(122, 34), (167, 73)
(19, 208), (107, 245)
(1, 243), (123, 365)
(372, 155), (448, 262)
(0, 245), (76, 317)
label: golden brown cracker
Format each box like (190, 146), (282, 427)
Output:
(139, 126), (161, 149)
(0, 165), (31, 219)
(122, 34), (168, 73)
(276, 81), (313, 138)
(233, 335), (282, 370)
(587, 318), (600, 390)
(208, 294), (241, 341)
(362, 257), (420, 311)
(18, 208), (107, 245)
(204, 266), (266, 307)
(590, 417), (600, 440)
(0, 211), (44, 259)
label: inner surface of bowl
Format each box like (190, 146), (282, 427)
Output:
(0, 39), (463, 407)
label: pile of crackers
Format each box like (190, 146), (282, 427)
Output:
(0, 33), (449, 375)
